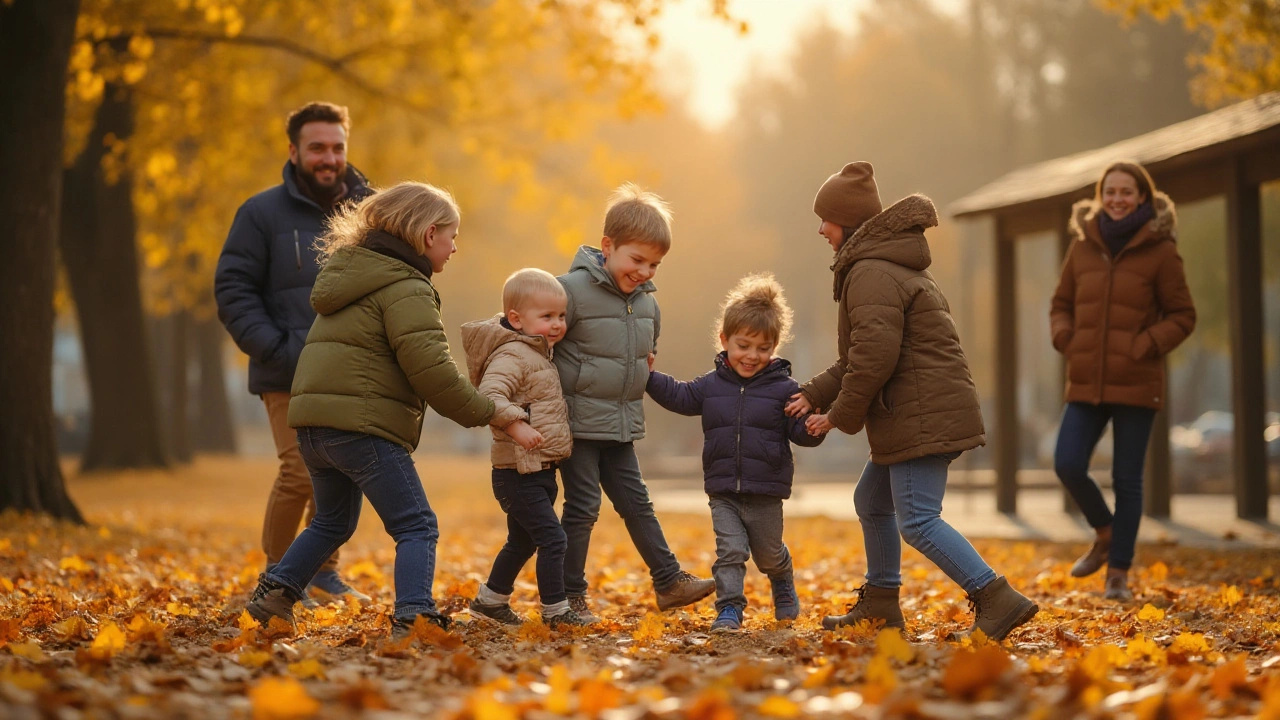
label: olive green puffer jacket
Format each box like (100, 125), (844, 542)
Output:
(288, 244), (494, 450)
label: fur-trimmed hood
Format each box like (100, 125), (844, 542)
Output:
(1069, 190), (1178, 252)
(830, 194), (938, 300)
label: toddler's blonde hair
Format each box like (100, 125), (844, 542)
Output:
(717, 273), (793, 349)
(315, 181), (460, 263)
(503, 268), (566, 314)
(603, 182), (673, 252)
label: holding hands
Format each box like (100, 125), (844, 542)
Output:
(504, 419), (544, 450)
(785, 392), (831, 437)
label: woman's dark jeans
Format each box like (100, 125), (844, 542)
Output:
(264, 427), (441, 621)
(1053, 402), (1156, 571)
(485, 466), (568, 605)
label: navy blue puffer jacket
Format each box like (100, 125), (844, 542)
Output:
(214, 161), (373, 394)
(646, 354), (823, 498)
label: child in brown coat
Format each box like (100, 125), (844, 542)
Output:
(461, 268), (585, 627)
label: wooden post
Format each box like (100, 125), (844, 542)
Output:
(1054, 206), (1081, 516)
(995, 216), (1019, 514)
(1225, 156), (1269, 520)
(1145, 392), (1171, 519)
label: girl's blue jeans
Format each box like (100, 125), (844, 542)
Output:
(264, 426), (441, 621)
(855, 452), (997, 595)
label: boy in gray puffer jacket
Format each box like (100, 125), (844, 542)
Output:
(461, 269), (586, 629)
(554, 183), (715, 622)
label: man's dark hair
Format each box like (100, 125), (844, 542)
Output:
(286, 102), (350, 145)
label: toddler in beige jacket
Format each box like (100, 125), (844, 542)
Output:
(460, 268), (585, 628)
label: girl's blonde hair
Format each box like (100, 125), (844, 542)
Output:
(315, 181), (460, 263)
(716, 273), (793, 349)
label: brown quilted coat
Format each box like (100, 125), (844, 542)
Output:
(1049, 192), (1195, 410)
(800, 194), (985, 465)
(461, 315), (572, 473)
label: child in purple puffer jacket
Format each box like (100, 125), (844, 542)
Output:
(646, 274), (824, 632)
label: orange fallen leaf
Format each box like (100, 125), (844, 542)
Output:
(1209, 656), (1247, 700)
(249, 676), (319, 720)
(287, 658), (325, 680)
(758, 695), (801, 717)
(941, 644), (1011, 700)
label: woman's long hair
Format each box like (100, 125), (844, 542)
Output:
(315, 181), (460, 263)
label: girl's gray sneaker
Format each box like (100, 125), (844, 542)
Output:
(543, 608), (589, 628)
(567, 595), (601, 624)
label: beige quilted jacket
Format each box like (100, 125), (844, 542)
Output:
(461, 314), (572, 473)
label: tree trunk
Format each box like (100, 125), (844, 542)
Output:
(0, 0), (85, 521)
(60, 81), (169, 472)
(156, 311), (194, 463)
(193, 317), (238, 453)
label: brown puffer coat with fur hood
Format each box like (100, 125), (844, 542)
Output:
(800, 194), (985, 465)
(1050, 191), (1195, 410)
(461, 315), (572, 473)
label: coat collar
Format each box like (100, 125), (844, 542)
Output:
(830, 194), (937, 300)
(713, 352), (792, 384)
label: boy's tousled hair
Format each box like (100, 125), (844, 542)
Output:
(717, 273), (793, 349)
(315, 181), (459, 263)
(503, 268), (566, 314)
(286, 101), (350, 145)
(603, 182), (673, 252)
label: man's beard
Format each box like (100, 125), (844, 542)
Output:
(296, 163), (346, 203)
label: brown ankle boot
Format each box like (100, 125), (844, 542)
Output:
(821, 584), (905, 631)
(1070, 536), (1110, 578)
(948, 576), (1038, 642)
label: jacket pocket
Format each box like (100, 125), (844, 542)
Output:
(1130, 331), (1156, 361)
(322, 433), (379, 475)
(871, 389), (892, 417)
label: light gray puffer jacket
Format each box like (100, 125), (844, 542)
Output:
(554, 246), (660, 442)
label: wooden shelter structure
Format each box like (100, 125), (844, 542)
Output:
(951, 92), (1280, 521)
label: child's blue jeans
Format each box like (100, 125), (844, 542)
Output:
(855, 452), (997, 595)
(708, 492), (791, 612)
(485, 466), (568, 604)
(264, 426), (441, 622)
(1053, 401), (1156, 571)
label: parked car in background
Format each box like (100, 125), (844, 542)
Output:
(1171, 410), (1280, 493)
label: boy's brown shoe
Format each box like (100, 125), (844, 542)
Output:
(822, 584), (906, 631)
(948, 576), (1038, 642)
(655, 571), (716, 611)
(1070, 538), (1110, 578)
(245, 575), (302, 627)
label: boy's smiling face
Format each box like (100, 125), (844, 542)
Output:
(600, 237), (665, 295)
(508, 292), (568, 347)
(720, 330), (776, 379)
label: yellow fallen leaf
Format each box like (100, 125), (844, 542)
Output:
(942, 644), (1010, 699)
(1217, 585), (1243, 608)
(631, 613), (664, 644)
(874, 627), (914, 662)
(343, 560), (386, 584)
(288, 658), (326, 680)
(1170, 632), (1211, 655)
(1137, 604), (1165, 622)
(249, 676), (319, 720)
(1125, 634), (1167, 665)
(0, 577), (13, 593)
(0, 667), (47, 691)
(6, 641), (46, 662)
(166, 602), (196, 617)
(802, 664), (834, 689)
(59, 555), (88, 572)
(239, 649), (272, 668)
(52, 616), (90, 642)
(90, 621), (127, 658)
(758, 695), (801, 717)
(578, 678), (622, 715)
(865, 654), (896, 691)
(545, 664), (573, 714)
(238, 611), (261, 631)
(1147, 562), (1168, 582)
(469, 688), (517, 720)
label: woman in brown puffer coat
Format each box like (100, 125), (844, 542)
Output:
(1051, 161), (1195, 601)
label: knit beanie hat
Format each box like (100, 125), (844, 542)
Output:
(813, 161), (882, 231)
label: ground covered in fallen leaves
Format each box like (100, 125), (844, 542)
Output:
(2, 455), (1278, 719)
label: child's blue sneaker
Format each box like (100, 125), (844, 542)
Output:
(710, 605), (743, 632)
(770, 571), (800, 621)
(308, 569), (372, 605)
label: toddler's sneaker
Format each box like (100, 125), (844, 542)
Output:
(567, 595), (601, 624)
(390, 610), (451, 640)
(655, 571), (716, 611)
(307, 569), (372, 605)
(710, 605), (743, 632)
(770, 571), (800, 621)
(468, 597), (524, 626)
(245, 574), (302, 627)
(542, 608), (589, 629)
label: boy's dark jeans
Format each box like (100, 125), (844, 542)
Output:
(708, 493), (792, 612)
(264, 427), (441, 621)
(486, 466), (568, 605)
(560, 439), (682, 597)
(1053, 401), (1156, 571)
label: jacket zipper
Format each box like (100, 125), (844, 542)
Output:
(1097, 251), (1113, 404)
(619, 299), (635, 442)
(735, 385), (745, 492)
(293, 229), (302, 270)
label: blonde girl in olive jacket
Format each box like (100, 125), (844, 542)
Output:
(788, 162), (1038, 642)
(245, 182), (494, 639)
(460, 269), (587, 628)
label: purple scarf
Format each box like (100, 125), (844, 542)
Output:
(1096, 201), (1154, 258)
